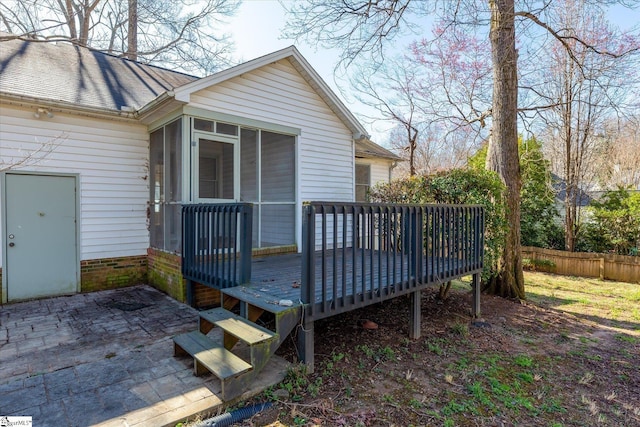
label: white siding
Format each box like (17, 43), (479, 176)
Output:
(188, 59), (355, 203)
(356, 158), (392, 188)
(370, 159), (392, 186)
(0, 105), (149, 264)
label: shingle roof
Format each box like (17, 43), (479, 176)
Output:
(355, 137), (401, 161)
(551, 174), (593, 207)
(0, 37), (398, 162)
(0, 36), (197, 111)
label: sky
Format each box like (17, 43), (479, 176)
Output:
(226, 0), (640, 145)
(226, 0), (393, 142)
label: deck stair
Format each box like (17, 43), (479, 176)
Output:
(174, 287), (302, 401)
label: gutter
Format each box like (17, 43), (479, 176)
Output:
(0, 91), (139, 122)
(136, 90), (177, 120)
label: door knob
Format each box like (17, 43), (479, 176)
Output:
(9, 242), (15, 247)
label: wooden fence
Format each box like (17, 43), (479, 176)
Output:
(522, 246), (640, 283)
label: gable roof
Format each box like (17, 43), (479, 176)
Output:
(0, 39), (368, 136)
(172, 46), (369, 138)
(551, 174), (593, 207)
(0, 35), (197, 112)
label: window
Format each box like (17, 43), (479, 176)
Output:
(193, 118), (238, 136)
(149, 118), (182, 252)
(240, 129), (296, 248)
(198, 139), (235, 199)
(355, 164), (371, 202)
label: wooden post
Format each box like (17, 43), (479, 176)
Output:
(186, 279), (195, 307)
(472, 273), (481, 318)
(409, 290), (421, 339)
(239, 204), (253, 285)
(599, 257), (605, 280)
(297, 318), (315, 373)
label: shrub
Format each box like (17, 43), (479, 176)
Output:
(469, 137), (560, 249)
(578, 187), (640, 255)
(369, 168), (507, 283)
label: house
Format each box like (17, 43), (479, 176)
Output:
(0, 36), (400, 304)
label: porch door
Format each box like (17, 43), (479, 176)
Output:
(193, 134), (239, 253)
(4, 173), (78, 301)
(194, 133), (239, 202)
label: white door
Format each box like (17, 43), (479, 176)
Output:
(4, 173), (78, 301)
(194, 133), (239, 202)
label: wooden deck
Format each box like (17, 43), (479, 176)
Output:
(241, 250), (476, 316)
(182, 202), (485, 371)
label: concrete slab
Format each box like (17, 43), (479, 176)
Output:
(0, 285), (289, 427)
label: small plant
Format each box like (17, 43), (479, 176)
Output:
(517, 372), (535, 383)
(451, 322), (469, 337)
(263, 386), (275, 401)
(409, 398), (423, 409)
(382, 394), (396, 404)
(614, 334), (638, 344)
(380, 345), (396, 361)
(513, 354), (534, 367)
(280, 365), (310, 401)
(427, 341), (444, 355)
(356, 344), (375, 358)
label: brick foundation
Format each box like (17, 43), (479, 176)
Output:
(192, 282), (221, 309)
(147, 248), (221, 307)
(81, 255), (147, 292)
(4, 248), (248, 307)
(147, 248), (186, 302)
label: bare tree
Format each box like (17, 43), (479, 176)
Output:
(349, 59), (423, 175)
(350, 27), (491, 176)
(599, 118), (640, 189)
(532, 1), (639, 251)
(1, 134), (66, 172)
(282, 0), (639, 299)
(0, 0), (240, 74)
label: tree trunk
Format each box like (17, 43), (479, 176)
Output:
(485, 0), (525, 299)
(127, 0), (138, 60)
(563, 62), (576, 252)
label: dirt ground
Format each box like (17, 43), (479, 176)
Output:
(232, 279), (639, 426)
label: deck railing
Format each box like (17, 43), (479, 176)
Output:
(301, 202), (485, 320)
(182, 203), (253, 289)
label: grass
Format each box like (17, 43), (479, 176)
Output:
(247, 271), (640, 427)
(524, 271), (640, 329)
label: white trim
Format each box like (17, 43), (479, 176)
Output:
(191, 131), (240, 203)
(148, 109), (184, 133)
(173, 46), (369, 138)
(184, 106), (301, 136)
(295, 134), (302, 252)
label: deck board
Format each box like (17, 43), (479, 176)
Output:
(244, 250), (479, 314)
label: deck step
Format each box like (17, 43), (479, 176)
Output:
(174, 331), (252, 379)
(221, 286), (302, 314)
(200, 307), (277, 345)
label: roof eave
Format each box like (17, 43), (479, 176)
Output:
(355, 151), (402, 161)
(137, 91), (187, 125)
(0, 91), (138, 122)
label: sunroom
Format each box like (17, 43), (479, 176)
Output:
(148, 110), (298, 254)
